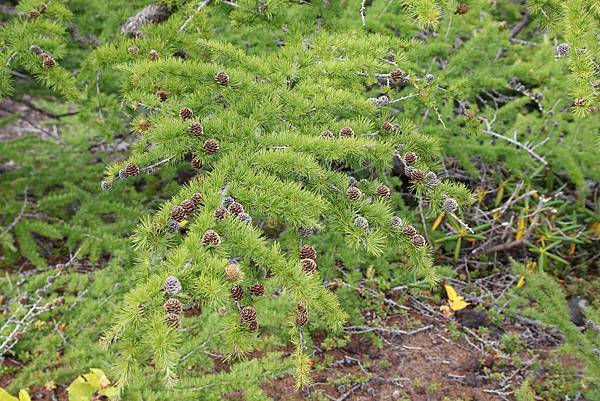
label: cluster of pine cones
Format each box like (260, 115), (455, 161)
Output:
(163, 276), (184, 328)
(168, 193), (204, 232)
(299, 244), (317, 274)
(214, 196), (252, 224)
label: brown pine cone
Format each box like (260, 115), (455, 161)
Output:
(214, 207), (229, 220)
(410, 169), (425, 182)
(164, 298), (183, 314)
(240, 306), (257, 323)
(165, 313), (181, 328)
(225, 262), (241, 281)
(38, 3), (48, 12)
(248, 319), (259, 331)
(376, 184), (391, 199)
(40, 53), (55, 68)
(191, 192), (203, 206)
(202, 229), (221, 246)
(339, 127), (354, 138)
(346, 186), (362, 201)
(170, 206), (186, 222)
(227, 201), (244, 216)
(403, 152), (417, 164)
(390, 68), (405, 81)
(29, 9), (40, 19)
(180, 199), (196, 214)
(179, 107), (193, 120)
(402, 225), (417, 237)
(320, 130), (334, 138)
(455, 3), (469, 14)
(296, 309), (308, 327)
(138, 119), (149, 133)
(301, 258), (317, 274)
(411, 234), (426, 247)
(128, 46), (139, 55)
(230, 284), (244, 301)
(381, 121), (398, 132)
(148, 50), (159, 61)
(125, 162), (140, 177)
(188, 121), (204, 136)
(299, 244), (316, 260)
(191, 157), (203, 169)
(249, 283), (265, 297)
(214, 71), (229, 86)
(156, 90), (168, 102)
(203, 138), (220, 155)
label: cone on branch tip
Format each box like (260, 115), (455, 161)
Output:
(455, 3), (469, 14)
(188, 121), (204, 136)
(40, 53), (55, 68)
(222, 196), (235, 208)
(301, 258), (317, 274)
(203, 139), (220, 155)
(202, 230), (221, 246)
(180, 199), (196, 214)
(227, 201), (244, 216)
(29, 9), (40, 19)
(238, 212), (252, 224)
(164, 298), (183, 314)
(299, 244), (316, 260)
(214, 207), (228, 220)
(346, 186), (362, 201)
(225, 261), (241, 281)
(248, 320), (259, 331)
(138, 119), (149, 132)
(240, 306), (257, 323)
(164, 276), (182, 295)
(230, 284), (243, 301)
(191, 192), (203, 206)
(411, 234), (426, 247)
(382, 121), (398, 132)
(125, 162), (140, 177)
(191, 157), (203, 169)
(339, 127), (354, 138)
(296, 309), (308, 326)
(214, 71), (229, 86)
(403, 152), (417, 164)
(410, 169), (425, 182)
(165, 313), (181, 328)
(402, 225), (417, 237)
(298, 226), (315, 237)
(170, 206), (186, 222)
(390, 68), (404, 81)
(376, 184), (391, 199)
(148, 50), (158, 61)
(426, 172), (439, 187)
(354, 215), (369, 230)
(390, 216), (403, 229)
(250, 283), (265, 296)
(179, 107), (193, 120)
(320, 130), (334, 138)
(443, 197), (458, 213)
(128, 46), (139, 55)
(156, 90), (168, 102)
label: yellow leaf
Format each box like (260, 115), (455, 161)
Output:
(517, 276), (525, 288)
(179, 220), (188, 227)
(18, 390), (31, 401)
(432, 212), (445, 231)
(0, 388), (19, 401)
(449, 298), (469, 311)
(516, 217), (526, 241)
(444, 284), (469, 311)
